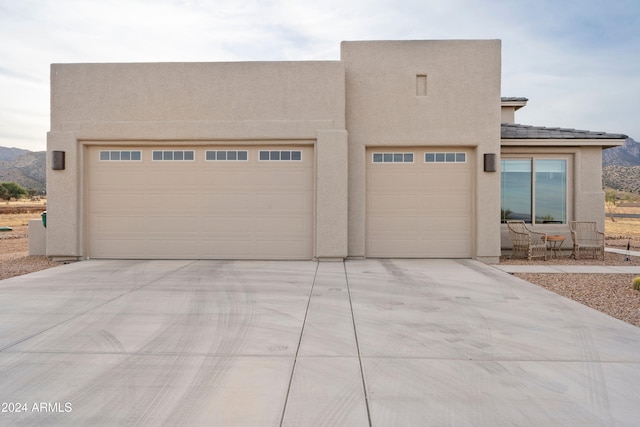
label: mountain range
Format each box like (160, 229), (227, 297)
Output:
(0, 147), (46, 193)
(1, 138), (639, 196)
(602, 138), (640, 194)
(603, 138), (640, 167)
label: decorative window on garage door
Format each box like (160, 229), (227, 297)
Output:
(424, 152), (466, 163)
(372, 152), (414, 163)
(152, 150), (195, 161)
(205, 150), (248, 161)
(259, 150), (302, 161)
(99, 150), (142, 161)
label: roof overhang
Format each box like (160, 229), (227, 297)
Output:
(501, 97), (528, 111)
(501, 138), (626, 149)
(501, 123), (628, 149)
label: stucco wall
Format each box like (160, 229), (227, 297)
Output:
(315, 130), (349, 259)
(46, 132), (82, 259)
(48, 61), (347, 260)
(28, 219), (46, 256)
(575, 146), (607, 231)
(501, 107), (516, 124)
(51, 62), (346, 129)
(341, 40), (502, 261)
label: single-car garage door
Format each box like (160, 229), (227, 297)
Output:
(86, 145), (313, 259)
(366, 147), (472, 258)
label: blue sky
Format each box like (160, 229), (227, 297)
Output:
(1, 0), (638, 151)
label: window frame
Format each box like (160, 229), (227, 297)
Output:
(258, 150), (303, 161)
(500, 154), (571, 224)
(99, 150), (142, 162)
(371, 152), (415, 164)
(152, 150), (196, 161)
(205, 150), (249, 161)
(424, 152), (467, 164)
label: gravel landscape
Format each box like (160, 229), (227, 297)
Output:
(2, 210), (640, 328)
(501, 251), (640, 328)
(0, 225), (58, 280)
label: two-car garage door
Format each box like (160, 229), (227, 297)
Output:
(366, 147), (472, 258)
(86, 145), (313, 260)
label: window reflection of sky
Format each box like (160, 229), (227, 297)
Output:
(501, 159), (566, 223)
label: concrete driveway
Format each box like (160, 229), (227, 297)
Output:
(1, 259), (640, 426)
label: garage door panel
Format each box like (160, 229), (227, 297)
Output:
(146, 171), (198, 188)
(367, 147), (472, 258)
(93, 194), (202, 213)
(201, 194), (256, 211)
(92, 192), (147, 211)
(94, 170), (146, 188)
(145, 239), (202, 258)
(94, 216), (202, 233)
(367, 215), (418, 233)
(254, 170), (311, 188)
(195, 215), (309, 232)
(254, 240), (312, 259)
(91, 238), (202, 259)
(418, 238), (470, 258)
(193, 240), (252, 258)
(141, 216), (204, 232)
(368, 172), (417, 188)
(253, 193), (311, 212)
(93, 215), (205, 234)
(254, 217), (310, 233)
(419, 220), (471, 235)
(87, 146), (313, 259)
(422, 168), (470, 178)
(194, 237), (310, 259)
(92, 216), (142, 233)
(199, 171), (255, 187)
(418, 195), (470, 211)
(90, 239), (144, 258)
(368, 194), (418, 210)
(200, 192), (310, 212)
(145, 194), (202, 211)
(200, 216), (259, 232)
(367, 238), (419, 258)
(420, 178), (470, 192)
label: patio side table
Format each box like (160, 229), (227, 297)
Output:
(546, 235), (566, 258)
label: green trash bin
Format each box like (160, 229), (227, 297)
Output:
(41, 211), (47, 228)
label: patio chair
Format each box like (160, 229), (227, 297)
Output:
(569, 221), (605, 260)
(506, 220), (547, 260)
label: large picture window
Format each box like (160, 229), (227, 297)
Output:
(501, 158), (567, 224)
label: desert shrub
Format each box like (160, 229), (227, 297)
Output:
(632, 277), (640, 291)
(0, 182), (28, 200)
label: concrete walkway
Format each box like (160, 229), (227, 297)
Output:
(1, 259), (640, 426)
(494, 264), (640, 273)
(495, 246), (640, 274)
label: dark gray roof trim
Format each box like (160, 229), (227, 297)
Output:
(501, 97), (529, 102)
(501, 123), (628, 139)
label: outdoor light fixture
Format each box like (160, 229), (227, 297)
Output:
(52, 151), (65, 170)
(484, 153), (497, 172)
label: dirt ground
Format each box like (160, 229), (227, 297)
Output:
(606, 235), (640, 250)
(0, 225), (59, 280)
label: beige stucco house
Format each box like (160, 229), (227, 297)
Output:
(45, 40), (627, 263)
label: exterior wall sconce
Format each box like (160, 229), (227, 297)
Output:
(484, 153), (497, 172)
(52, 151), (66, 170)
